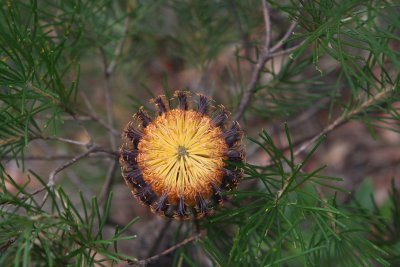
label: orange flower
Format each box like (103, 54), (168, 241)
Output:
(120, 91), (244, 220)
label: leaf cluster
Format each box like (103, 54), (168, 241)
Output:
(247, 0), (400, 121)
(0, 166), (137, 266)
(0, 0), (80, 159)
(197, 127), (389, 266)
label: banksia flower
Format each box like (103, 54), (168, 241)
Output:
(119, 91), (244, 220)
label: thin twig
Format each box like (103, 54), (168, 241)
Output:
(35, 114), (92, 121)
(270, 41), (305, 58)
(258, 87), (395, 168)
(40, 144), (100, 207)
(276, 175), (291, 201)
(270, 21), (297, 53)
(129, 232), (203, 266)
(262, 0), (272, 53)
(28, 83), (61, 106)
(99, 9), (131, 206)
(0, 238), (16, 255)
(232, 0), (272, 121)
(293, 87), (395, 157)
(48, 145), (98, 187)
(31, 135), (90, 147)
(28, 131), (119, 161)
(30, 186), (48, 197)
(1, 152), (116, 162)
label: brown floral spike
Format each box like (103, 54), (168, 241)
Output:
(119, 91), (245, 220)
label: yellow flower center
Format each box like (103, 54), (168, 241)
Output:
(137, 109), (228, 205)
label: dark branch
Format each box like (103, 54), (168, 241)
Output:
(128, 232), (203, 266)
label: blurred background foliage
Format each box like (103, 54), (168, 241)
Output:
(1, 0), (399, 266)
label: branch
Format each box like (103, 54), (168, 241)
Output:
(31, 135), (90, 147)
(276, 175), (291, 202)
(25, 134), (119, 159)
(293, 87), (395, 157)
(270, 21), (297, 53)
(0, 238), (16, 255)
(101, 9), (132, 141)
(128, 232), (203, 266)
(39, 144), (104, 206)
(262, 0), (272, 53)
(1, 152), (117, 162)
(99, 8), (131, 206)
(232, 0), (272, 121)
(232, 2), (301, 121)
(28, 83), (61, 106)
(48, 144), (99, 187)
(255, 87), (395, 168)
(269, 41), (305, 58)
(35, 114), (92, 121)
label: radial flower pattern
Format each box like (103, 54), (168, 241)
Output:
(120, 91), (244, 220)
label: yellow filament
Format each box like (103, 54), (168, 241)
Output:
(137, 109), (228, 205)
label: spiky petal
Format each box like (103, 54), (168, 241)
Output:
(198, 94), (209, 115)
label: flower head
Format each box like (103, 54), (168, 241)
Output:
(120, 91), (244, 220)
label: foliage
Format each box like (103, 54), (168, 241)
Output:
(0, 167), (137, 266)
(201, 129), (388, 266)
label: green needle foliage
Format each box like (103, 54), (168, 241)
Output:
(0, 0), (79, 159)
(1, 0), (400, 266)
(0, 167), (137, 266)
(201, 128), (388, 266)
